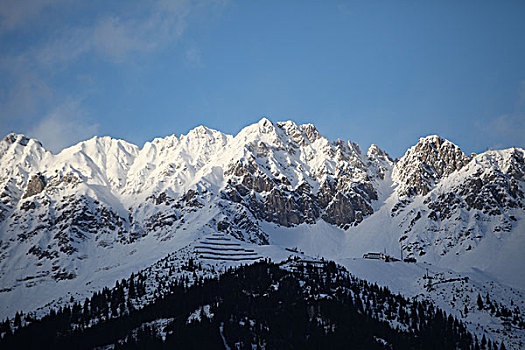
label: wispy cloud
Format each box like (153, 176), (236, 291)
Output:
(0, 0), (228, 152)
(184, 47), (204, 67)
(336, 2), (353, 15)
(473, 80), (525, 150)
(27, 100), (99, 153)
(0, 69), (53, 122)
(475, 114), (525, 150)
(0, 0), (66, 34)
(517, 79), (525, 108)
(34, 0), (193, 65)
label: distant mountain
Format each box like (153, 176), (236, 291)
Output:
(0, 119), (524, 348)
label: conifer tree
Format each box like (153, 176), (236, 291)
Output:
(13, 312), (21, 329)
(477, 294), (484, 310)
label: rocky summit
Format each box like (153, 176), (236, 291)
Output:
(0, 119), (524, 348)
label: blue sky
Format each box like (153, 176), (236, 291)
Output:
(1, 0), (524, 157)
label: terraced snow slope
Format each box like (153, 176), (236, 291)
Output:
(195, 233), (263, 262)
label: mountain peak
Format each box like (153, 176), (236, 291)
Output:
(367, 144), (390, 159)
(1, 133), (43, 148)
(181, 125), (229, 145)
(236, 119), (279, 144)
(2, 133), (28, 145)
(419, 134), (441, 142)
(274, 120), (322, 145)
(1, 122), (524, 350)
(84, 135), (131, 146)
(393, 135), (470, 196)
(255, 117), (275, 134)
(59, 135), (139, 157)
(187, 125), (218, 136)
(416, 134), (457, 149)
(257, 116), (272, 125)
(299, 123), (321, 143)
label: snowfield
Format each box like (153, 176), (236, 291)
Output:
(0, 119), (524, 347)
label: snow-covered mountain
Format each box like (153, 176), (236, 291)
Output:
(1, 119), (524, 347)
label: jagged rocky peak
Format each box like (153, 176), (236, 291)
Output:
(367, 144), (391, 161)
(0, 134), (50, 187)
(442, 147), (525, 215)
(325, 139), (364, 171)
(254, 117), (275, 134)
(235, 119), (292, 156)
(393, 135), (470, 197)
(2, 133), (31, 147)
(0, 133), (45, 156)
(179, 124), (231, 153)
(503, 148), (525, 178)
(149, 133), (179, 147)
(221, 126), (379, 229)
(274, 121), (323, 146)
(476, 147), (525, 179)
(299, 123), (320, 143)
(366, 144), (393, 181)
(239, 118), (277, 139)
(143, 125), (228, 157)
(346, 140), (362, 155)
(184, 125), (224, 139)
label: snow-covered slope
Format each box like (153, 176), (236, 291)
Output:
(0, 119), (389, 313)
(0, 119), (524, 346)
(338, 258), (525, 349)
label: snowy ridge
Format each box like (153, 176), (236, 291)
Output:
(0, 119), (524, 347)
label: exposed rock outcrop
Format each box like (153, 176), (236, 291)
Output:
(22, 174), (46, 198)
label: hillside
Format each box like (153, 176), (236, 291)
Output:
(1, 260), (480, 350)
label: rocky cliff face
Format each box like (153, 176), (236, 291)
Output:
(0, 120), (394, 293)
(221, 121), (380, 231)
(0, 120), (524, 322)
(22, 174), (46, 199)
(390, 142), (525, 265)
(393, 135), (470, 197)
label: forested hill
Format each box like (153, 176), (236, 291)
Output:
(0, 259), (501, 350)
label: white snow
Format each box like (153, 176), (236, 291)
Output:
(0, 120), (524, 348)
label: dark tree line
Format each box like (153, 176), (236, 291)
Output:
(0, 259), (507, 349)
